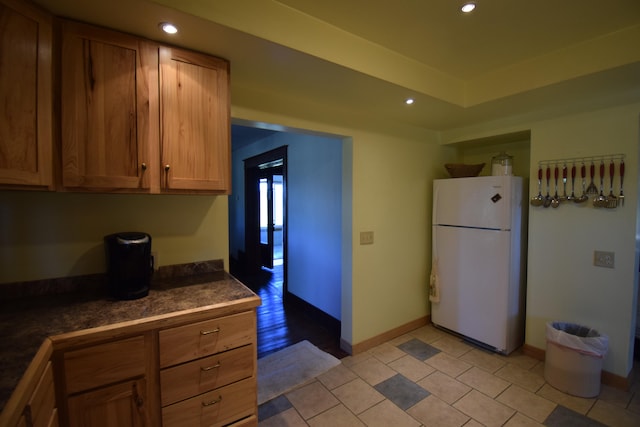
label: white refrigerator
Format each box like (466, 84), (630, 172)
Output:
(430, 175), (526, 354)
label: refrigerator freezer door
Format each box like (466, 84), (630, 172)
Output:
(433, 176), (516, 230)
(431, 225), (510, 352)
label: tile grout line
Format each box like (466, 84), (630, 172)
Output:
(259, 325), (639, 426)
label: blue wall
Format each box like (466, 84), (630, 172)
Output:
(229, 127), (343, 320)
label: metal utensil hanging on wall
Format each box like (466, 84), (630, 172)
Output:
(530, 166), (544, 206)
(606, 160), (617, 208)
(619, 160), (625, 206)
(566, 163), (576, 202)
(574, 163), (589, 203)
(559, 164), (568, 202)
(551, 165), (560, 208)
(543, 166), (552, 208)
(537, 154), (624, 209)
(586, 161), (598, 196)
(593, 161), (608, 207)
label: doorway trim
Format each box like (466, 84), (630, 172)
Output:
(244, 146), (288, 297)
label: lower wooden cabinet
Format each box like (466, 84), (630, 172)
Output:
(58, 334), (151, 426)
(162, 377), (256, 427)
(49, 308), (257, 426)
(160, 345), (254, 406)
(67, 379), (147, 427)
(0, 341), (58, 427)
(21, 361), (58, 427)
(62, 336), (146, 395)
(1, 294), (258, 427)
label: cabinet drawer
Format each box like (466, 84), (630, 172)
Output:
(64, 336), (145, 394)
(29, 361), (55, 427)
(159, 311), (255, 368)
(161, 344), (254, 406)
(162, 377), (256, 427)
(227, 415), (257, 427)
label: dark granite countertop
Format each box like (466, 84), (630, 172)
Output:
(0, 271), (259, 412)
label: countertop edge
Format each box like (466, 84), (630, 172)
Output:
(50, 294), (261, 350)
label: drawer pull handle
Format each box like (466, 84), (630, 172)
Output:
(200, 328), (220, 335)
(202, 396), (222, 407)
(201, 362), (221, 372)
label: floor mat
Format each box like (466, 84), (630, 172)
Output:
(257, 340), (341, 404)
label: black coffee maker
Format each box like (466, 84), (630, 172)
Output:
(104, 232), (152, 300)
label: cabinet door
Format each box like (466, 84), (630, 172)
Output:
(159, 47), (230, 193)
(67, 378), (148, 427)
(61, 21), (154, 191)
(63, 335), (145, 395)
(28, 361), (56, 427)
(0, 0), (53, 189)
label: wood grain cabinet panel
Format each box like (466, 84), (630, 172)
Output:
(27, 361), (56, 427)
(0, 0), (53, 189)
(159, 309), (257, 426)
(63, 336), (145, 394)
(60, 20), (155, 192)
(67, 378), (147, 427)
(227, 415), (258, 427)
(162, 377), (256, 427)
(60, 21), (230, 195)
(160, 344), (254, 406)
(159, 46), (230, 193)
(159, 311), (255, 368)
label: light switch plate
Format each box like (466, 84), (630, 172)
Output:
(360, 231), (374, 245)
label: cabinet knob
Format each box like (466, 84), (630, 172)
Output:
(164, 164), (170, 172)
(141, 163), (147, 171)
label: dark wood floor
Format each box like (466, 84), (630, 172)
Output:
(232, 262), (349, 360)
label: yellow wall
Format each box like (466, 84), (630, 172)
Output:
(2, 88), (638, 381)
(446, 103), (640, 379)
(231, 104), (455, 346)
(0, 192), (229, 283)
(525, 105), (639, 378)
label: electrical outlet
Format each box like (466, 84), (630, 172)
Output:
(360, 231), (374, 245)
(593, 251), (614, 268)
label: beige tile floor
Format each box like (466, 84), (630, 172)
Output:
(258, 324), (640, 427)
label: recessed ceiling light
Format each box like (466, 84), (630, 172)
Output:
(159, 22), (178, 34)
(405, 98), (415, 105)
(461, 2), (476, 13)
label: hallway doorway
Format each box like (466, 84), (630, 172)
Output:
(229, 122), (351, 359)
(243, 146), (288, 298)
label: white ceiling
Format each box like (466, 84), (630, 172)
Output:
(33, 0), (640, 134)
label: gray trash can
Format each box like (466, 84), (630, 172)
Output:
(544, 322), (608, 397)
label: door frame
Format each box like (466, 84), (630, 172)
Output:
(244, 146), (288, 294)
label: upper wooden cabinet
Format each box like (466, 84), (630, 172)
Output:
(60, 21), (155, 192)
(159, 47), (231, 193)
(0, 0), (53, 190)
(60, 21), (231, 194)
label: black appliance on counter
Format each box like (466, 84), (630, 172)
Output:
(104, 232), (152, 300)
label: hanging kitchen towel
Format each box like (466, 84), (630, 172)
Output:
(429, 258), (440, 303)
